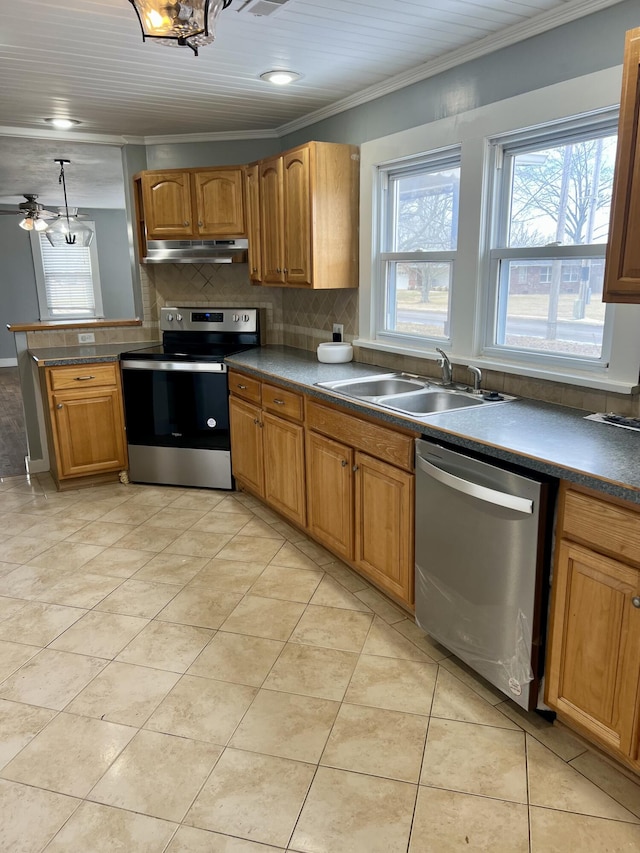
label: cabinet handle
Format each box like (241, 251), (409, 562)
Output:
(633, 596), (640, 608)
(74, 375), (95, 381)
(353, 465), (359, 473)
(273, 399), (285, 405)
(253, 418), (260, 425)
(237, 384), (247, 390)
(198, 221), (203, 227)
(56, 403), (63, 409)
(283, 268), (288, 274)
(341, 459), (348, 467)
(184, 220), (189, 226)
(252, 268), (258, 273)
(276, 267), (282, 273)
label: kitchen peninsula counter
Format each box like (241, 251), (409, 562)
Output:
(29, 342), (158, 367)
(226, 345), (640, 504)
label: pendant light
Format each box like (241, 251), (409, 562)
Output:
(128, 0), (232, 56)
(45, 160), (93, 248)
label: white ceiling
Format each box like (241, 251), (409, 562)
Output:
(0, 0), (623, 209)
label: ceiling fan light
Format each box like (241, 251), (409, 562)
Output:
(18, 217), (34, 231)
(128, 0), (231, 55)
(34, 218), (50, 232)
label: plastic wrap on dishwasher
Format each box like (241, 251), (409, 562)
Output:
(415, 566), (534, 698)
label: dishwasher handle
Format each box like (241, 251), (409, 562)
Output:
(416, 453), (534, 515)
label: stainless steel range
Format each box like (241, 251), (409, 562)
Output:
(120, 307), (260, 489)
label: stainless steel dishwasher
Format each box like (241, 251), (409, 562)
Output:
(415, 438), (555, 710)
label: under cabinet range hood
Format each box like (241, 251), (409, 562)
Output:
(142, 239), (248, 264)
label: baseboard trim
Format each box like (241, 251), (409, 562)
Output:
(0, 358), (18, 367)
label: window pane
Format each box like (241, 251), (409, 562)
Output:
(495, 259), (605, 358)
(508, 135), (617, 247)
(390, 167), (460, 251)
(385, 261), (451, 339)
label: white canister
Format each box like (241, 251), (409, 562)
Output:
(317, 342), (353, 363)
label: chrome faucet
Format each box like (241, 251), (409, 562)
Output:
(467, 365), (482, 393)
(435, 348), (453, 386)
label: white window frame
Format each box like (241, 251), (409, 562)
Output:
(30, 225), (103, 321)
(483, 112), (618, 373)
(376, 148), (461, 349)
(358, 67), (640, 393)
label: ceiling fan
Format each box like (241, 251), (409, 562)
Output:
(0, 194), (57, 231)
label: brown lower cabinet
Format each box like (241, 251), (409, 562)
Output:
(229, 369), (417, 609)
(43, 362), (128, 489)
(545, 484), (640, 772)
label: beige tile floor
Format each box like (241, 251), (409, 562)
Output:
(0, 473), (639, 853)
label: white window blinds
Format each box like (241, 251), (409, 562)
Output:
(31, 224), (103, 320)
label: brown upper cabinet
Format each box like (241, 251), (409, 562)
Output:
(137, 166), (246, 242)
(603, 27), (640, 303)
(251, 141), (360, 289)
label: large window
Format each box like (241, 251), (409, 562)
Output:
(30, 226), (103, 320)
(377, 151), (460, 346)
(486, 119), (618, 366)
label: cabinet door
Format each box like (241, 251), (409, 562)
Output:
(259, 157), (285, 284)
(306, 431), (354, 560)
(604, 27), (640, 303)
(245, 164), (262, 283)
(546, 540), (640, 760)
(52, 390), (127, 478)
(229, 396), (264, 497)
(354, 451), (414, 606)
(262, 412), (306, 527)
(141, 171), (194, 238)
(283, 147), (312, 286)
(193, 169), (245, 237)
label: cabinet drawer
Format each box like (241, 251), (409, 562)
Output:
(563, 488), (640, 566)
(262, 383), (303, 421)
(307, 400), (415, 472)
(48, 363), (118, 391)
(229, 371), (261, 404)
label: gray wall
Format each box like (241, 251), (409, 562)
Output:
(0, 211), (39, 360)
(145, 139), (281, 170)
(0, 207), (135, 360)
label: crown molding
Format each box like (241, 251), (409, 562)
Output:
(276, 0), (626, 136)
(0, 126), (144, 145)
(140, 127), (280, 145)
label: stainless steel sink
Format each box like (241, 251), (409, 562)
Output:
(378, 389), (484, 414)
(317, 375), (426, 398)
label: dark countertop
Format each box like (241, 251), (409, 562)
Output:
(226, 346), (640, 504)
(29, 342), (159, 366)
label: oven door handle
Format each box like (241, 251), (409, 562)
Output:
(121, 359), (227, 373)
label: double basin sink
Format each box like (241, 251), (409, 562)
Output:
(316, 373), (514, 418)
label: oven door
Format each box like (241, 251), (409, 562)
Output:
(121, 359), (232, 488)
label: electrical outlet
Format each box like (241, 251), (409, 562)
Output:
(78, 333), (95, 344)
(332, 323), (344, 342)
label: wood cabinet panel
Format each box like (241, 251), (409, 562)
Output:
(48, 363), (118, 391)
(193, 169), (245, 237)
(141, 171), (193, 238)
(306, 400), (415, 471)
(259, 157), (285, 284)
(604, 27), (640, 303)
(51, 389), (127, 478)
(263, 412), (306, 527)
(228, 370), (261, 405)
(354, 451), (414, 605)
(245, 163), (262, 282)
(546, 540), (640, 759)
(283, 147), (312, 286)
(229, 396), (264, 496)
(306, 431), (354, 560)
(262, 383), (303, 421)
(563, 489), (640, 567)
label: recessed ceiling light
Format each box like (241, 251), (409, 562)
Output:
(45, 118), (81, 130)
(259, 70), (301, 85)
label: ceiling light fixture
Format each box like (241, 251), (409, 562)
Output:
(45, 118), (80, 130)
(259, 70), (301, 85)
(45, 160), (94, 247)
(18, 215), (50, 232)
(128, 0), (232, 56)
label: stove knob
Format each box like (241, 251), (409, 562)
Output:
(242, 314), (249, 322)
(166, 313), (174, 322)
(233, 314), (239, 322)
(176, 313), (183, 322)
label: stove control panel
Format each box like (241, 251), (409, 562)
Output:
(161, 307), (258, 334)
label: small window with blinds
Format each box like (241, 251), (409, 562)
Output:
(30, 224), (103, 320)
